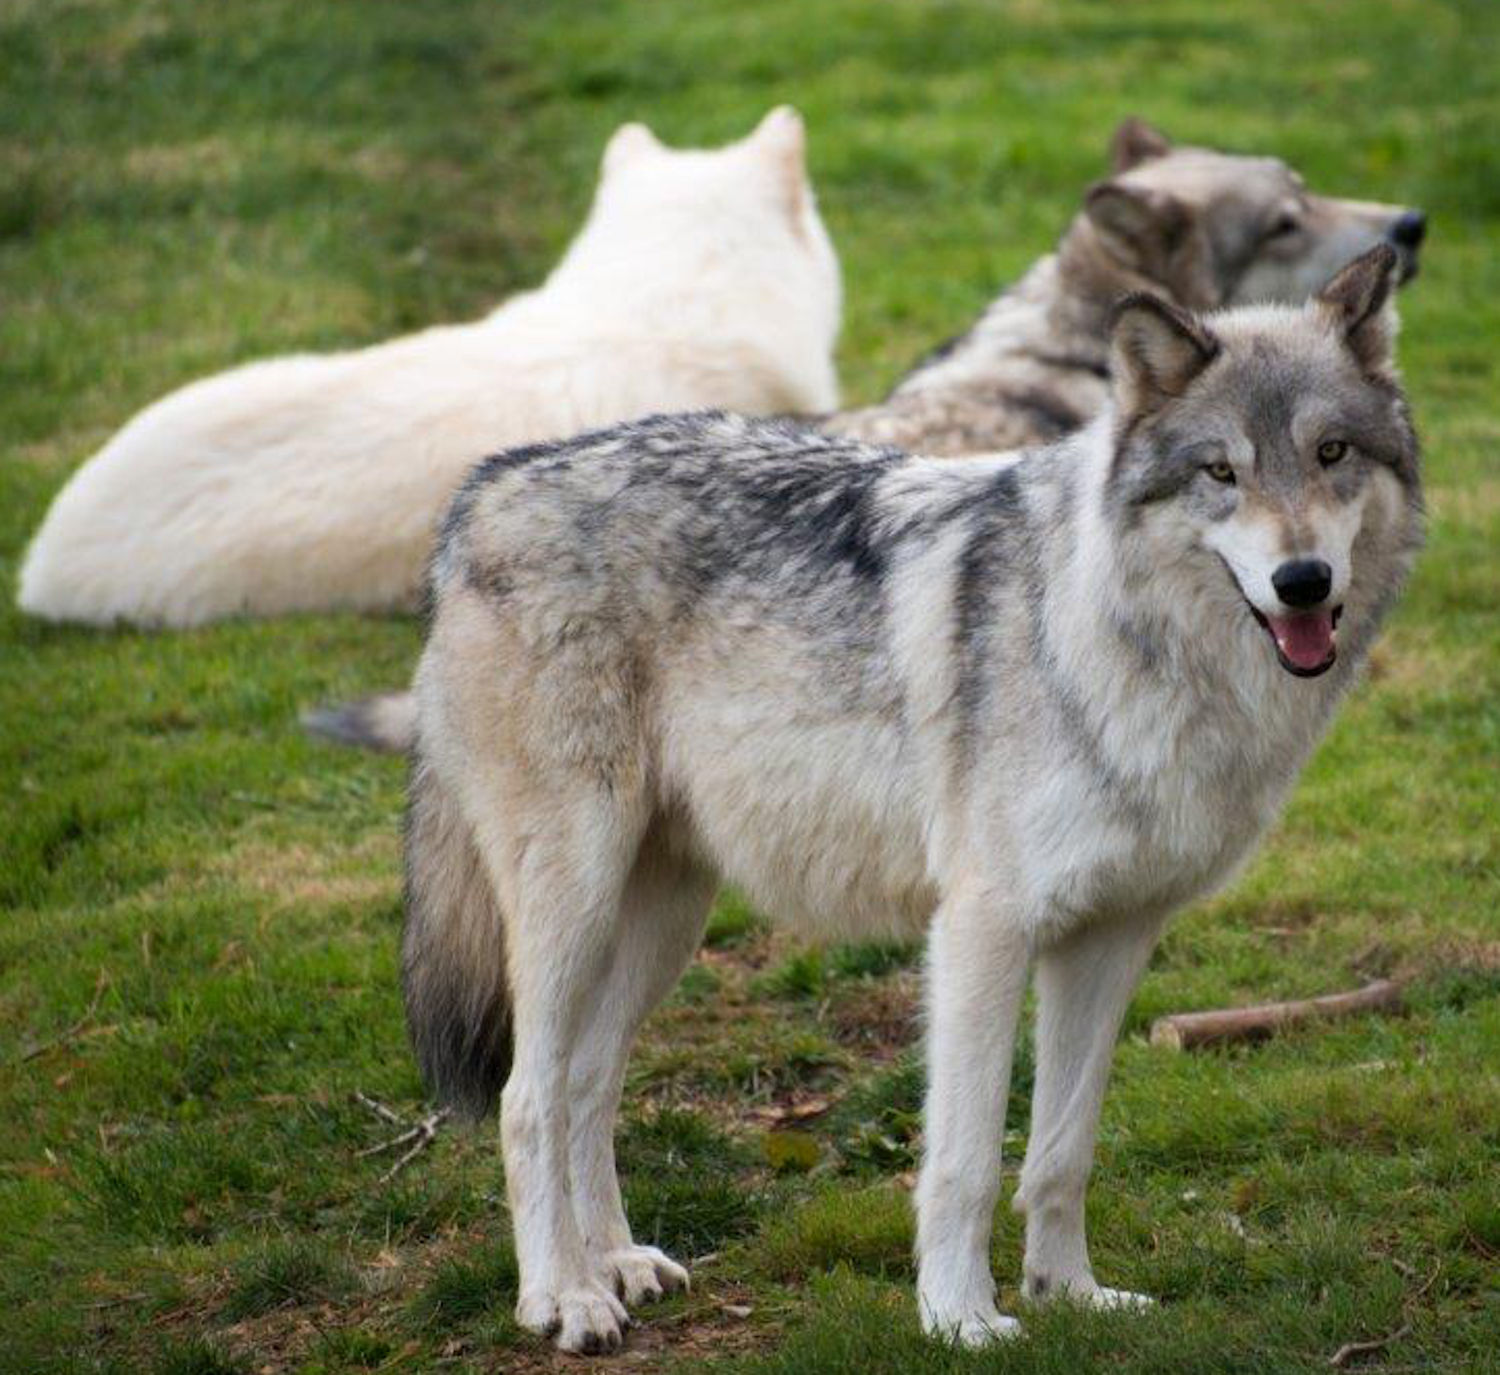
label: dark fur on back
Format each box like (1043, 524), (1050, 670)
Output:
(403, 753), (512, 1120)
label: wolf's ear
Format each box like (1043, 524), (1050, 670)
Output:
(1110, 292), (1221, 416)
(1087, 180), (1221, 308)
(747, 105), (808, 220)
(1086, 182), (1189, 263)
(1317, 243), (1399, 376)
(1109, 117), (1172, 173)
(603, 122), (664, 176)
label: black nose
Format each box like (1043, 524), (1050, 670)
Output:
(1272, 559), (1333, 609)
(1389, 209), (1427, 250)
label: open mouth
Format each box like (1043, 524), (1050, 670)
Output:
(1247, 602), (1342, 677)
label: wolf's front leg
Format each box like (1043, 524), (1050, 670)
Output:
(1014, 913), (1162, 1310)
(915, 894), (1031, 1345)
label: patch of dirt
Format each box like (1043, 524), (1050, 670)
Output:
(133, 1232), (782, 1374)
(823, 971), (920, 1060)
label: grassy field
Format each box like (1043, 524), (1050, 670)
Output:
(3, 0), (1499, 1371)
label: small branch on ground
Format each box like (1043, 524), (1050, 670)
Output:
(1329, 1320), (1413, 1368)
(1150, 979), (1404, 1051)
(1327, 1262), (1440, 1368)
(18, 969), (110, 1064)
(353, 1090), (407, 1127)
(353, 1092), (452, 1183)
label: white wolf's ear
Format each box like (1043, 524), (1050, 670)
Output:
(747, 105), (808, 220)
(1317, 243), (1399, 376)
(1110, 117), (1172, 173)
(1110, 292), (1221, 415)
(603, 121), (664, 175)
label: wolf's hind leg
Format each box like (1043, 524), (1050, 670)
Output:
(566, 835), (716, 1306)
(915, 890), (1030, 1346)
(486, 791), (646, 1354)
(1014, 913), (1162, 1310)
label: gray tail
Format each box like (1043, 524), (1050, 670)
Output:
(402, 750), (512, 1121)
(303, 690), (418, 754)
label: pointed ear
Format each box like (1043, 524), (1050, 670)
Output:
(1086, 181), (1190, 262)
(1109, 117), (1172, 173)
(1110, 292), (1221, 416)
(602, 121), (663, 176)
(746, 105), (808, 220)
(1317, 243), (1399, 375)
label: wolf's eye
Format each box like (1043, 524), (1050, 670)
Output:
(1205, 459), (1236, 485)
(1267, 214), (1301, 240)
(1317, 439), (1349, 466)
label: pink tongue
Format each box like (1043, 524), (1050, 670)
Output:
(1267, 612), (1335, 670)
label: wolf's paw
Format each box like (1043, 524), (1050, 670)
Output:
(599, 1244), (689, 1306)
(516, 1281), (629, 1353)
(919, 1301), (1022, 1347)
(1024, 1274), (1154, 1311)
(1085, 1285), (1153, 1311)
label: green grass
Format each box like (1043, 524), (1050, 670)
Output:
(2, 0), (1498, 1370)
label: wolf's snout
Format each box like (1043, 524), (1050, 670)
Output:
(1388, 209), (1427, 250)
(1271, 559), (1333, 609)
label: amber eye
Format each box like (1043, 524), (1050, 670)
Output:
(1317, 439), (1349, 466)
(1205, 459), (1236, 485)
(1267, 214), (1301, 239)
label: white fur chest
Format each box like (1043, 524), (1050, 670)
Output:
(1011, 659), (1317, 935)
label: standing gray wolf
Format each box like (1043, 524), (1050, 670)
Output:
(401, 245), (1421, 1351)
(830, 117), (1426, 454)
(17, 108), (840, 628)
(308, 120), (1423, 756)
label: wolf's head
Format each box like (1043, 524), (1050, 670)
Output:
(557, 107), (842, 409)
(1105, 245), (1421, 680)
(1082, 119), (1425, 311)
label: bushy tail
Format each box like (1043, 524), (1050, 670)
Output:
(402, 751), (512, 1120)
(303, 690), (418, 754)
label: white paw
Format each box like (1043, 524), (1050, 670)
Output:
(1024, 1274), (1154, 1310)
(599, 1244), (690, 1306)
(920, 1302), (1023, 1347)
(1086, 1285), (1154, 1311)
(516, 1280), (629, 1353)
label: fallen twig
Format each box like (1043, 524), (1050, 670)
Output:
(1329, 1320), (1412, 1368)
(353, 1090), (407, 1127)
(1150, 978), (1404, 1051)
(353, 1092), (451, 1182)
(18, 971), (109, 1064)
(1327, 1262), (1439, 1368)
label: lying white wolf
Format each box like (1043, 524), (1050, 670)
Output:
(17, 108), (841, 628)
(403, 247), (1420, 1351)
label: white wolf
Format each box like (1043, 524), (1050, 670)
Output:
(17, 108), (840, 628)
(402, 246), (1420, 1352)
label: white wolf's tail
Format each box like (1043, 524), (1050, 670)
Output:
(303, 691), (417, 754)
(403, 751), (512, 1120)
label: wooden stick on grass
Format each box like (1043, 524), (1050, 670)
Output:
(1149, 978), (1405, 1051)
(353, 1092), (451, 1182)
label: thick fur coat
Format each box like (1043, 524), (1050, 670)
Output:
(830, 118), (1423, 454)
(18, 109), (841, 627)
